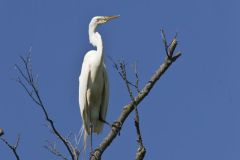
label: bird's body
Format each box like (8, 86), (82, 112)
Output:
(79, 50), (108, 134)
(78, 15), (119, 150)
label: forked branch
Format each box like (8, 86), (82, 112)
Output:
(90, 30), (181, 160)
(0, 133), (21, 160)
(132, 63), (146, 160)
(110, 59), (146, 160)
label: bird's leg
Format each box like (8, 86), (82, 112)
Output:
(89, 109), (93, 152)
(89, 124), (97, 160)
(90, 123), (93, 152)
(111, 121), (122, 136)
(99, 116), (122, 136)
(99, 116), (111, 127)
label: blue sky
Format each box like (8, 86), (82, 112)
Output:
(0, 0), (239, 159)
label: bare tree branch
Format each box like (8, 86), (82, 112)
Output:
(111, 60), (146, 160)
(132, 63), (146, 160)
(15, 54), (79, 160)
(44, 141), (68, 160)
(90, 30), (181, 160)
(0, 134), (21, 160)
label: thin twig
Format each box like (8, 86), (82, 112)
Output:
(112, 60), (146, 160)
(16, 54), (79, 160)
(161, 29), (170, 58)
(44, 141), (68, 160)
(0, 135), (21, 160)
(133, 62), (146, 160)
(90, 30), (181, 160)
(133, 62), (141, 93)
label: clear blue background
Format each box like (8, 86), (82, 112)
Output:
(0, 0), (239, 159)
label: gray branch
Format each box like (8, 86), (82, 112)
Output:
(111, 60), (146, 160)
(90, 30), (181, 160)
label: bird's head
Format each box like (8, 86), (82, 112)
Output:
(90, 15), (120, 26)
(88, 15), (119, 46)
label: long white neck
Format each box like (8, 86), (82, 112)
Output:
(89, 22), (104, 64)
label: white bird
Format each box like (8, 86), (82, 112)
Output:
(79, 15), (119, 150)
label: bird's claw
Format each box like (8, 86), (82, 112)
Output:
(90, 148), (102, 160)
(111, 121), (122, 136)
(90, 151), (98, 160)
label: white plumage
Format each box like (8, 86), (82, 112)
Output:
(79, 16), (119, 149)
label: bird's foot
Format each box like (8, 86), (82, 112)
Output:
(111, 121), (122, 136)
(90, 150), (97, 159)
(90, 148), (102, 160)
(99, 117), (122, 136)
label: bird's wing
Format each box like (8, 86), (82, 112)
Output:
(100, 64), (109, 121)
(79, 59), (91, 134)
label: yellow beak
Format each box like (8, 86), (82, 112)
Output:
(104, 15), (120, 21)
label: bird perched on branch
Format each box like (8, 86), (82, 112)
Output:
(79, 15), (119, 150)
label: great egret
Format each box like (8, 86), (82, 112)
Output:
(79, 15), (119, 150)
